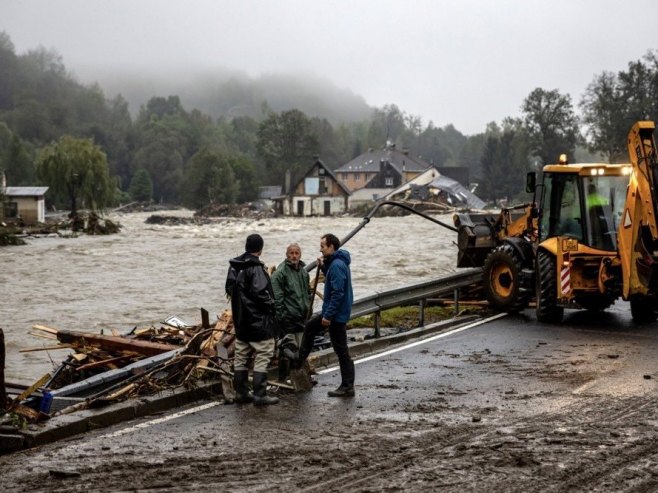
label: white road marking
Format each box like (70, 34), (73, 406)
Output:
(93, 313), (507, 439)
(101, 401), (221, 438)
(318, 312), (508, 374)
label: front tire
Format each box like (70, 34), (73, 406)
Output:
(536, 250), (564, 323)
(482, 244), (531, 313)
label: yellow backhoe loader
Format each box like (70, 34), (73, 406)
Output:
(455, 121), (658, 323)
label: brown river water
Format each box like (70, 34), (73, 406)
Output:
(0, 210), (459, 383)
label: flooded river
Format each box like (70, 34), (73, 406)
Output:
(0, 210), (459, 382)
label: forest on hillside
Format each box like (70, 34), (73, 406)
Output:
(1, 30), (658, 211)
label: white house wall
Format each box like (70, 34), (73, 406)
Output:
(11, 196), (45, 224)
(288, 196), (346, 216)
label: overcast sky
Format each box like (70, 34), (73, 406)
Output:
(4, 0), (658, 134)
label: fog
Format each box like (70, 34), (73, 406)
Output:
(4, 0), (658, 134)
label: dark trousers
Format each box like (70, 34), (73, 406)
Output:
(300, 314), (355, 388)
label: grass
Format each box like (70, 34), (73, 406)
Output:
(349, 305), (486, 330)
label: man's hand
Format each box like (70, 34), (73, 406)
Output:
(321, 317), (331, 327)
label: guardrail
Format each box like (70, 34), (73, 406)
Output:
(346, 267), (483, 337)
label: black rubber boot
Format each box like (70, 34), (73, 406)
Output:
(328, 360), (355, 397)
(233, 369), (253, 404)
(290, 329), (317, 369)
(277, 354), (291, 383)
(252, 371), (279, 406)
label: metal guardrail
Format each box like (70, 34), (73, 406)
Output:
(345, 268), (483, 337)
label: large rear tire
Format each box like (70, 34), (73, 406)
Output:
(630, 296), (657, 324)
(482, 244), (531, 313)
(536, 250), (564, 323)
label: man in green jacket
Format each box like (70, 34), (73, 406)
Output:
(272, 243), (312, 381)
(272, 243), (311, 345)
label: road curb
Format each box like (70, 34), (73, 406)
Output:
(8, 314), (483, 454)
(307, 314), (480, 369)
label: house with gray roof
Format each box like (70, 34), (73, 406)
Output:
(3, 186), (49, 224)
(334, 144), (433, 192)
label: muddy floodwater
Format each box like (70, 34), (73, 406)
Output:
(0, 210), (459, 383)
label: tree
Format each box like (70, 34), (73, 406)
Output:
(580, 72), (628, 162)
(522, 88), (580, 165)
(227, 155), (259, 202)
(256, 109), (320, 185)
(366, 104), (407, 148)
(0, 122), (35, 185)
(37, 135), (113, 217)
(128, 168), (153, 202)
(181, 148), (237, 209)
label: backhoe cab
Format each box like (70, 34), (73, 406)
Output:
(455, 121), (658, 323)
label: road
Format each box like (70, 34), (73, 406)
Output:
(2, 305), (658, 492)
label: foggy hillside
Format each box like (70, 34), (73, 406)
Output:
(73, 66), (374, 123)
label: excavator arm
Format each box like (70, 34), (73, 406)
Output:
(618, 121), (658, 298)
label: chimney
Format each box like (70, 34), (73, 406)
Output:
(285, 169), (291, 195)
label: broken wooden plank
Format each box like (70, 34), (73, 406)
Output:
(55, 329), (178, 357)
(75, 355), (134, 372)
(12, 374), (50, 405)
(28, 332), (58, 340)
(20, 345), (75, 353)
(31, 324), (59, 335)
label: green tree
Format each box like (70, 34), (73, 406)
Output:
(366, 104), (407, 148)
(128, 168), (153, 202)
(478, 119), (531, 201)
(0, 122), (35, 185)
(581, 52), (658, 163)
(182, 148), (238, 209)
(0, 31), (18, 112)
(580, 71), (628, 162)
(256, 109), (320, 185)
(37, 135), (113, 217)
(522, 88), (580, 165)
(227, 155), (259, 202)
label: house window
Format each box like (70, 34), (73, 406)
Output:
(355, 173), (361, 182)
(5, 201), (18, 218)
(385, 177), (393, 186)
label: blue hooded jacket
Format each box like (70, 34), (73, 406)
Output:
(321, 249), (353, 323)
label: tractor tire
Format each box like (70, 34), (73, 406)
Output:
(482, 244), (531, 313)
(575, 294), (615, 312)
(630, 296), (658, 324)
(536, 250), (564, 323)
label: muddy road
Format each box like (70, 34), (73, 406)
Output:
(2, 305), (658, 492)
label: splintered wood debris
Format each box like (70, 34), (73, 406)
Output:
(14, 309), (239, 420)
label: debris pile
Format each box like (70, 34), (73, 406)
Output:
(144, 215), (217, 226)
(0, 212), (121, 247)
(194, 202), (278, 219)
(10, 310), (237, 422)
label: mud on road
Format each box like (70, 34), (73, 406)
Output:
(2, 309), (658, 492)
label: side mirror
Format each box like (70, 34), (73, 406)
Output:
(526, 172), (536, 194)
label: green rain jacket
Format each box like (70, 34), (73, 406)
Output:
(271, 259), (311, 334)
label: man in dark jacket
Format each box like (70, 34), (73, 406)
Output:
(292, 233), (355, 397)
(225, 233), (279, 406)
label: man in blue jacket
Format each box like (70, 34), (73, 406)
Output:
(292, 233), (355, 397)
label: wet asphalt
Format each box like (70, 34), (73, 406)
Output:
(2, 302), (658, 489)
